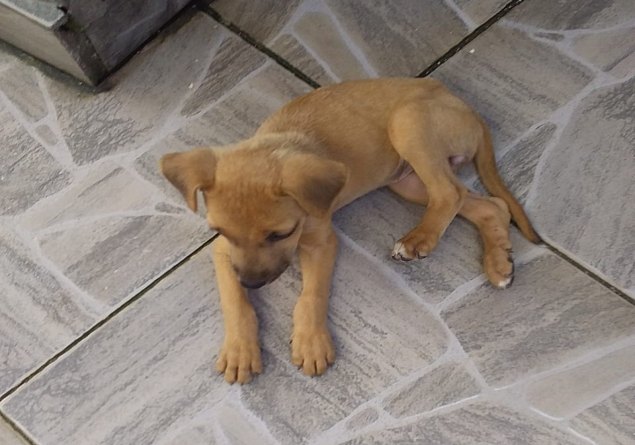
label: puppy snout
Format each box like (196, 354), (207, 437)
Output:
(240, 278), (268, 289)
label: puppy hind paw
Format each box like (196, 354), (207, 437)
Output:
(484, 248), (514, 289)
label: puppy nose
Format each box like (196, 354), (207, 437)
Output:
(240, 279), (267, 289)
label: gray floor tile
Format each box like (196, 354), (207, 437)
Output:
(0, 105), (70, 216)
(211, 0), (302, 43)
(38, 213), (208, 306)
(453, 0), (508, 24)
(433, 23), (593, 149)
(442, 253), (635, 387)
(18, 162), (158, 232)
(526, 345), (635, 419)
(241, 242), (449, 443)
(345, 408), (379, 432)
(179, 35), (267, 117)
(383, 361), (481, 418)
(213, 0), (475, 82)
(344, 402), (583, 445)
(43, 14), (232, 165)
(570, 385), (635, 445)
(1, 251), (231, 445)
(508, 0), (634, 30)
(0, 418), (28, 445)
(572, 26), (635, 79)
(2, 242), (448, 445)
(0, 63), (47, 122)
(530, 76), (635, 294)
(0, 225), (98, 394)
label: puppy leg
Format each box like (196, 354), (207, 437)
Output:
(213, 237), (262, 384)
(389, 104), (467, 260)
(460, 192), (514, 288)
(291, 223), (337, 376)
(389, 177), (514, 288)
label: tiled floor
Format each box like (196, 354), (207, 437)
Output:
(0, 1), (633, 444)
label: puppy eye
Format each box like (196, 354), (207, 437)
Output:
(266, 226), (296, 243)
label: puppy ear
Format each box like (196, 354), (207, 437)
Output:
(281, 153), (348, 217)
(160, 149), (216, 212)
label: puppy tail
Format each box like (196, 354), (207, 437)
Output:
(474, 123), (542, 244)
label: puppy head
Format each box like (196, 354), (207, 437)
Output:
(160, 144), (347, 289)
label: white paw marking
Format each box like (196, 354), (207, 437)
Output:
(392, 241), (412, 260)
(496, 276), (513, 289)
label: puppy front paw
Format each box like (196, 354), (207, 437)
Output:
(215, 337), (262, 384)
(392, 229), (439, 261)
(291, 328), (335, 376)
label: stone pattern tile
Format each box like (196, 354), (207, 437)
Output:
(1, 244), (449, 445)
(1, 3), (634, 445)
(1, 252), (230, 445)
(530, 77), (635, 293)
(212, 0), (491, 83)
(0, 63), (47, 121)
(526, 345), (635, 419)
(453, 0), (508, 24)
(0, 12), (308, 395)
(0, 418), (28, 445)
(570, 386), (635, 445)
(0, 226), (98, 394)
(442, 253), (635, 387)
(573, 26), (635, 78)
(344, 403), (583, 445)
(0, 105), (70, 216)
(240, 243), (448, 443)
(334, 188), (534, 304)
(433, 24), (593, 148)
(383, 361), (480, 418)
(431, 0), (635, 296)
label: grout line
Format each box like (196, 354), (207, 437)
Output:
(542, 241), (635, 306)
(0, 409), (37, 445)
(416, 0), (526, 77)
(0, 233), (219, 405)
(201, 3), (321, 88)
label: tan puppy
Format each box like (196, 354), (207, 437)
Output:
(161, 78), (540, 384)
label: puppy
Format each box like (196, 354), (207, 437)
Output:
(160, 78), (540, 384)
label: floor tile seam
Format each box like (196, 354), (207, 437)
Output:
(313, 367), (486, 445)
(220, 397), (283, 445)
(416, 0), (527, 78)
(433, 244), (547, 313)
(443, 0), (478, 31)
(500, 15), (635, 38)
(311, 0), (381, 78)
(202, 4), (320, 88)
(274, 0), (373, 81)
(538, 375), (635, 424)
(182, 59), (272, 123)
(0, 234), (217, 405)
(334, 228), (495, 392)
(0, 409), (37, 445)
(491, 335), (635, 396)
(524, 72), (630, 208)
(0, 90), (49, 147)
(10, 222), (107, 315)
(542, 241), (634, 304)
(563, 425), (598, 445)
(32, 71), (76, 170)
(499, 19), (611, 78)
(310, 337), (475, 442)
(28, 208), (192, 238)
